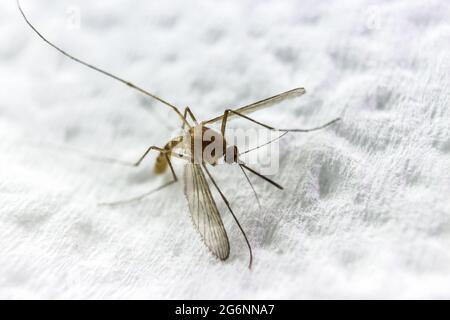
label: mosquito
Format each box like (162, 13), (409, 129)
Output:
(18, 0), (341, 268)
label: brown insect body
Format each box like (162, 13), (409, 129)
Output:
(155, 124), (239, 174)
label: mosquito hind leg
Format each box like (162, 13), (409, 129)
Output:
(99, 154), (178, 206)
(220, 109), (341, 137)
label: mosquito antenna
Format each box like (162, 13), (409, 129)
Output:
(239, 163), (283, 190)
(239, 164), (261, 209)
(278, 117), (341, 132)
(239, 131), (289, 156)
(202, 164), (253, 269)
(16, 0), (190, 128)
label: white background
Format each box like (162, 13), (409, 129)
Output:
(0, 0), (449, 299)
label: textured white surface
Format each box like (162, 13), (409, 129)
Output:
(1, 0), (449, 299)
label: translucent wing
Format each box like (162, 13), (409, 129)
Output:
(184, 163), (230, 260)
(203, 87), (306, 124)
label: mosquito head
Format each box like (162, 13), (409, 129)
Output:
(224, 145), (239, 164)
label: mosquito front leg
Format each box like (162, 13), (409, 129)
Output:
(220, 109), (341, 137)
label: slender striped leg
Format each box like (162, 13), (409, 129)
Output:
(17, 0), (191, 128)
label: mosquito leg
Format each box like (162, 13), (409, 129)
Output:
(133, 146), (167, 166)
(93, 145), (168, 167)
(202, 164), (253, 269)
(99, 154), (178, 206)
(57, 143), (188, 169)
(17, 0), (191, 129)
(182, 106), (198, 130)
(220, 109), (341, 136)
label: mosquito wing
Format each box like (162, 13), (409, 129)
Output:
(203, 87), (306, 125)
(184, 163), (230, 260)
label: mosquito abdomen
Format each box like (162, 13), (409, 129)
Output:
(154, 137), (182, 174)
(154, 154), (168, 174)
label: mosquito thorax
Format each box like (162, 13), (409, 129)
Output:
(188, 124), (228, 165)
